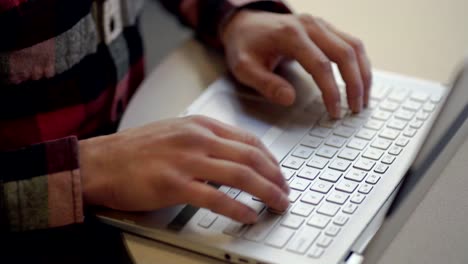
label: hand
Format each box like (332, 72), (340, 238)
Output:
(221, 10), (372, 118)
(79, 116), (289, 224)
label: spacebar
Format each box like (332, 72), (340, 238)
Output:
(243, 211), (282, 242)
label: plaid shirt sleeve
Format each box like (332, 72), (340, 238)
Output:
(158, 0), (291, 47)
(0, 137), (83, 232)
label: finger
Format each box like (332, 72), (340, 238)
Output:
(182, 181), (259, 224)
(275, 22), (341, 118)
(299, 14), (364, 113)
(188, 158), (290, 212)
(317, 18), (373, 107)
(231, 57), (296, 106)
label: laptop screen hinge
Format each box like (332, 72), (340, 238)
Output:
(345, 252), (364, 264)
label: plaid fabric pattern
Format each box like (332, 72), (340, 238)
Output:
(0, 0), (289, 232)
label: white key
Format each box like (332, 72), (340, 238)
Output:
(353, 158), (376, 171)
(297, 167), (320, 180)
(265, 226), (295, 248)
(368, 99), (379, 109)
(388, 89), (409, 102)
(223, 221), (248, 237)
(350, 192), (366, 204)
(395, 109), (415, 121)
(364, 119), (385, 130)
(366, 174), (381, 184)
(316, 146), (338, 159)
(325, 135), (347, 148)
(244, 211), (281, 242)
(402, 100), (422, 111)
(382, 154), (396, 164)
(281, 168), (295, 181)
(307, 156), (329, 169)
(371, 138), (392, 150)
(379, 128), (400, 140)
(319, 115), (341, 128)
(301, 135), (323, 148)
(423, 103), (436, 112)
(410, 91), (429, 102)
(355, 108), (373, 119)
(281, 214), (304, 229)
(236, 192), (265, 214)
(343, 117), (366, 128)
(301, 191), (324, 205)
(370, 84), (391, 100)
(409, 120), (424, 129)
(308, 245), (325, 258)
(292, 145), (314, 159)
(289, 178), (311, 191)
(379, 100), (400, 112)
(310, 127), (332, 138)
(347, 138), (368, 150)
(358, 183), (373, 194)
(218, 185), (231, 194)
(328, 159), (351, 172)
(389, 146), (403, 155)
(336, 180), (359, 193)
(326, 190), (349, 205)
(355, 128), (376, 140)
(291, 202), (315, 217)
(333, 126), (355, 138)
(338, 148), (360, 161)
(282, 156), (304, 170)
(374, 163), (389, 174)
(430, 94), (442, 103)
(198, 212), (218, 228)
(343, 203), (358, 214)
(345, 168), (368, 182)
(395, 137), (410, 147)
(325, 225), (341, 237)
(333, 214), (349, 226)
(403, 127), (417, 137)
(416, 111), (430, 120)
(287, 226), (320, 254)
(288, 190), (302, 203)
(316, 235), (333, 248)
(310, 181), (334, 194)
(387, 118), (407, 130)
(372, 110), (392, 121)
(320, 169), (342, 183)
(226, 188), (241, 199)
(362, 148), (384, 160)
(307, 214), (330, 229)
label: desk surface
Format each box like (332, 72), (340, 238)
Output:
(120, 1), (468, 263)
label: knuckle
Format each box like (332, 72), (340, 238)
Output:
(243, 132), (262, 147)
(297, 13), (315, 25)
(314, 58), (333, 73)
(185, 115), (209, 126)
(350, 37), (365, 53)
(339, 45), (357, 63)
(232, 52), (251, 74)
(244, 147), (263, 168)
(276, 21), (302, 38)
(234, 165), (255, 187)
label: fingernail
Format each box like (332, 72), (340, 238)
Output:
(351, 96), (363, 113)
(282, 182), (290, 195)
(246, 210), (258, 224)
(332, 102), (341, 119)
(276, 87), (295, 106)
(279, 193), (290, 210)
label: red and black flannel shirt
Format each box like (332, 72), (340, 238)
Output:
(0, 0), (290, 232)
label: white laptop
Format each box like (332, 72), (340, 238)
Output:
(97, 57), (468, 264)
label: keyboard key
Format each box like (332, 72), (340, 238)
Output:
(379, 128), (400, 140)
(301, 191), (324, 205)
(292, 145), (314, 159)
(297, 167), (320, 180)
(316, 146), (338, 159)
(310, 180), (334, 194)
(395, 137), (410, 147)
(374, 163), (389, 174)
(226, 188), (241, 199)
(291, 202), (315, 217)
(355, 128), (376, 140)
(403, 128), (417, 137)
(402, 100), (422, 111)
(310, 127), (332, 138)
(223, 221), (248, 237)
(423, 103), (436, 112)
(371, 84), (392, 100)
(325, 225), (341, 237)
(358, 183), (373, 194)
(307, 156), (329, 169)
(343, 203), (358, 214)
(320, 169), (343, 183)
(328, 159), (351, 172)
(301, 135), (323, 148)
(388, 146), (403, 155)
(387, 118), (407, 130)
(308, 245), (325, 258)
(355, 108), (373, 119)
(244, 211), (281, 242)
(343, 117), (366, 128)
(333, 126), (355, 138)
(198, 212), (218, 228)
(287, 226), (320, 254)
(288, 190), (302, 203)
(410, 91), (429, 102)
(379, 100), (399, 112)
(326, 190), (349, 205)
(319, 115), (340, 129)
(333, 214), (349, 226)
(347, 138), (368, 150)
(307, 214), (330, 229)
(366, 174), (381, 184)
(265, 226), (295, 248)
(282, 156), (304, 170)
(325, 135), (347, 148)
(353, 158), (376, 171)
(316, 235), (333, 247)
(364, 119), (385, 131)
(430, 94), (442, 103)
(336, 180), (359, 193)
(350, 192), (366, 204)
(345, 168), (367, 182)
(382, 154), (396, 164)
(281, 168), (295, 181)
(409, 120), (424, 129)
(289, 178), (311, 191)
(388, 89), (409, 102)
(372, 110), (392, 121)
(416, 111), (430, 120)
(395, 109), (415, 121)
(236, 192), (265, 214)
(338, 148), (360, 161)
(362, 148), (384, 160)
(371, 138), (392, 150)
(281, 214), (305, 229)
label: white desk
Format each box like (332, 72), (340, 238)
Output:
(120, 1), (468, 263)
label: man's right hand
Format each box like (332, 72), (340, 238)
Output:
(79, 116), (289, 224)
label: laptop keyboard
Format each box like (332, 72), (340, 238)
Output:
(197, 83), (442, 259)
